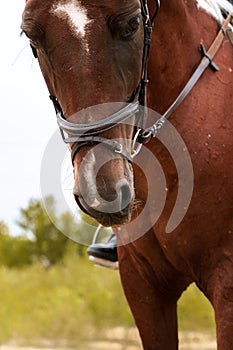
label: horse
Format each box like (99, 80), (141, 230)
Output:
(21, 0), (233, 348)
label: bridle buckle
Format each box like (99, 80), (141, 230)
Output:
(114, 143), (123, 154)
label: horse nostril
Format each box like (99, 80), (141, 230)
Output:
(119, 184), (132, 211)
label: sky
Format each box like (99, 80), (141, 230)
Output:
(0, 1), (58, 234)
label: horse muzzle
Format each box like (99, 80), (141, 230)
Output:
(73, 178), (134, 227)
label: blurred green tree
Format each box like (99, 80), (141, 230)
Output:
(0, 196), (112, 268)
(17, 197), (69, 266)
(0, 221), (33, 267)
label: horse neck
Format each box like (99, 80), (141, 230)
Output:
(147, 0), (219, 112)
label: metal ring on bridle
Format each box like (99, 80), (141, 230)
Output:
(131, 129), (143, 158)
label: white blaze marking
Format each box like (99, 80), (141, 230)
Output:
(51, 0), (91, 38)
(82, 150), (98, 201)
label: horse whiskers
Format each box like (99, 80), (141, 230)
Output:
(11, 43), (31, 66)
(132, 198), (145, 213)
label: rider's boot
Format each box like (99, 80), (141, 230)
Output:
(87, 234), (118, 270)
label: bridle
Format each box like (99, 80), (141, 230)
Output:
(49, 0), (161, 164)
(48, 0), (232, 164)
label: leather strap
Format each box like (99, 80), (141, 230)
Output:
(138, 13), (233, 143)
(56, 102), (139, 137)
(70, 137), (133, 164)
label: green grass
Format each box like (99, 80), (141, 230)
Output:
(0, 251), (133, 346)
(178, 283), (215, 332)
(0, 250), (216, 346)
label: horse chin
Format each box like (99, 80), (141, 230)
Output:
(74, 196), (132, 227)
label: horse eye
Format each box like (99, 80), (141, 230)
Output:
(121, 16), (141, 39)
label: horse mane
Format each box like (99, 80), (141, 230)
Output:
(197, 0), (233, 25)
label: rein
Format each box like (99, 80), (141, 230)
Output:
(138, 12), (233, 144)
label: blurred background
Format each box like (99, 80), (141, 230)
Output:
(0, 1), (216, 349)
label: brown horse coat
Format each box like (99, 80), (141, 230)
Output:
(22, 0), (233, 348)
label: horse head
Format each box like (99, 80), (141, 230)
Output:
(21, 0), (152, 226)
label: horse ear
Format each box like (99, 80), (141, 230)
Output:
(30, 44), (38, 59)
